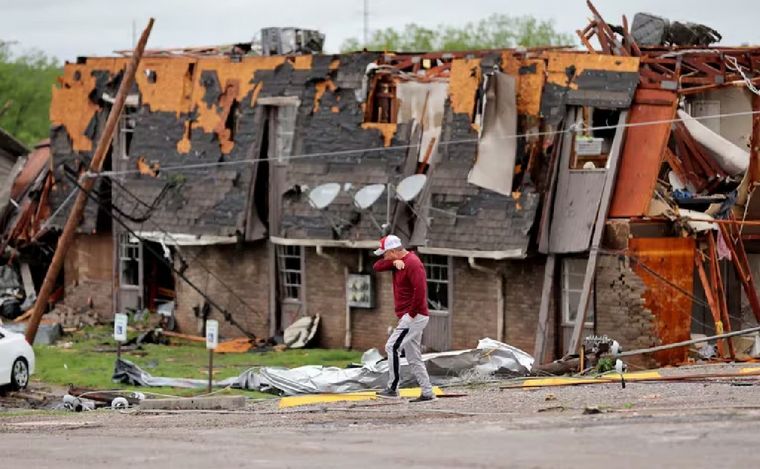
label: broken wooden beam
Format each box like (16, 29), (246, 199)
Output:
(24, 18), (155, 344)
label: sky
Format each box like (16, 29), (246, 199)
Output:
(1, 0), (759, 61)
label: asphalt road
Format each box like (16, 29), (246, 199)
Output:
(4, 363), (760, 468)
(2, 407), (757, 468)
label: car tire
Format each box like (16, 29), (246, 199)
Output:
(10, 358), (29, 390)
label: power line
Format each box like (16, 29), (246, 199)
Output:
(62, 171), (257, 338)
(109, 178), (267, 324)
(92, 108), (760, 178)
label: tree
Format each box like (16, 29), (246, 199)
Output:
(0, 41), (61, 146)
(341, 14), (575, 52)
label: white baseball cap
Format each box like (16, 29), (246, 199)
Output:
(373, 235), (403, 256)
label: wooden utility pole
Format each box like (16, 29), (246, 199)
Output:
(24, 19), (155, 344)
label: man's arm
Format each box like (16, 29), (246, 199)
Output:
(409, 263), (428, 317)
(373, 259), (394, 272)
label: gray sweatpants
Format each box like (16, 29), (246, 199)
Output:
(385, 313), (433, 396)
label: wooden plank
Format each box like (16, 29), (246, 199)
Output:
(609, 89), (678, 218)
(695, 253), (726, 357)
(19, 263), (36, 299)
(708, 232), (736, 358)
(567, 111), (628, 354)
(533, 254), (556, 363)
(548, 108), (607, 254)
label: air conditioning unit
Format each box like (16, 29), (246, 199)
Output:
(260, 27), (325, 56)
(347, 273), (375, 309)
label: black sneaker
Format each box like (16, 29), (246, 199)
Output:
(410, 394), (436, 403)
(376, 389), (399, 399)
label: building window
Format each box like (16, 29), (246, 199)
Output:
(118, 112), (135, 160)
(570, 107), (621, 170)
(561, 258), (594, 327)
(365, 74), (398, 124)
(421, 254), (449, 312)
(269, 105), (298, 163)
(277, 245), (303, 302)
(119, 233), (141, 287)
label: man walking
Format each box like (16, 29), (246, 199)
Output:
(372, 235), (435, 402)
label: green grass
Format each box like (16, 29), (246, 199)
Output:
(32, 326), (362, 398)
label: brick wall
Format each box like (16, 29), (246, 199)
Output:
(303, 249), (551, 356)
(595, 254), (659, 369)
(63, 233), (114, 320)
(304, 247), (398, 351)
(504, 258), (553, 356)
(174, 242), (270, 340)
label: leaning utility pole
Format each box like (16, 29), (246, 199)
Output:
(24, 19), (155, 344)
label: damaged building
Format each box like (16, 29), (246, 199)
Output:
(4, 2), (760, 368)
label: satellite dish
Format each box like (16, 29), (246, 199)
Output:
(353, 184), (386, 210)
(395, 174), (427, 202)
(308, 183), (341, 209)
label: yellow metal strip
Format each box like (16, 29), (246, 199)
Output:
(279, 387), (443, 409)
(522, 371), (661, 388)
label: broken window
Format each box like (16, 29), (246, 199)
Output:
(118, 110), (136, 160)
(269, 105), (298, 163)
(365, 74), (398, 124)
(119, 233), (141, 288)
(570, 107), (621, 170)
(277, 245), (303, 302)
(421, 254), (450, 312)
(561, 258), (594, 328)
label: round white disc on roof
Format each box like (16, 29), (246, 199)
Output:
(308, 183), (341, 209)
(353, 184), (386, 210)
(395, 174), (427, 202)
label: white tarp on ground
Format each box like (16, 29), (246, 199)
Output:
(467, 72), (518, 196)
(113, 338), (534, 395)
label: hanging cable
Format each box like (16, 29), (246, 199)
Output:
(62, 172), (258, 339)
(108, 177), (267, 323)
(92, 108), (760, 178)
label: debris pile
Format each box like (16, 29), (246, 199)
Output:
(112, 338), (534, 395)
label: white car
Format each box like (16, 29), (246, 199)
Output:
(0, 326), (35, 389)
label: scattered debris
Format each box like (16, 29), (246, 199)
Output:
(583, 406), (603, 415)
(283, 314), (320, 349)
(113, 338), (533, 395)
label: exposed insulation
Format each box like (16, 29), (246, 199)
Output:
(313, 79), (337, 113)
(188, 57), (286, 138)
(135, 57), (196, 114)
(50, 60), (123, 152)
(545, 52), (640, 90)
(500, 54), (546, 117)
(361, 122), (397, 147)
(448, 58), (482, 117)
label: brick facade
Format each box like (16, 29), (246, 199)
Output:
(595, 254), (659, 369)
(303, 248), (549, 356)
(165, 241), (658, 369)
(173, 242), (270, 339)
(63, 233), (114, 320)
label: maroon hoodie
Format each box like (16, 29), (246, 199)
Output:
(373, 251), (429, 318)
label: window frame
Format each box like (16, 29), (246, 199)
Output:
(420, 254), (451, 313)
(276, 245), (304, 303)
(561, 257), (594, 328)
(118, 232), (142, 288)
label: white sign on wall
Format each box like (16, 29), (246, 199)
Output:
(206, 320), (219, 350)
(114, 313), (128, 342)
